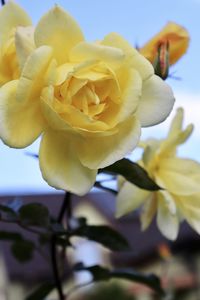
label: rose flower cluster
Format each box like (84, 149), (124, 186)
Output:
(0, 2), (175, 195)
(0, 1), (199, 241)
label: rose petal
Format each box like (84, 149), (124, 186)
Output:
(34, 5), (84, 65)
(136, 75), (175, 127)
(0, 1), (31, 45)
(116, 181), (151, 218)
(140, 195), (157, 230)
(15, 26), (35, 70)
(102, 32), (154, 80)
(116, 68), (142, 123)
(157, 167), (200, 196)
(39, 130), (97, 195)
(177, 195), (200, 235)
(77, 115), (141, 169)
(16, 46), (54, 103)
(157, 192), (179, 240)
(0, 80), (45, 147)
(167, 107), (184, 138)
(70, 41), (125, 69)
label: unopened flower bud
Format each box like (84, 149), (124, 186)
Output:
(139, 22), (189, 66)
(153, 40), (169, 80)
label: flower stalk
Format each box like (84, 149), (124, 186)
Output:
(50, 235), (66, 300)
(50, 192), (72, 300)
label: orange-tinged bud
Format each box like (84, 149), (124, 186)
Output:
(158, 243), (172, 260)
(153, 40), (169, 80)
(140, 22), (189, 66)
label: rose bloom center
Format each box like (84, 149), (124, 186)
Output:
(52, 63), (122, 131)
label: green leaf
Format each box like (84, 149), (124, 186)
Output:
(0, 204), (15, 214)
(111, 270), (164, 296)
(73, 224), (130, 251)
(74, 263), (110, 281)
(0, 198), (22, 214)
(25, 282), (55, 300)
(85, 283), (137, 300)
(0, 205), (18, 222)
(0, 231), (23, 242)
(11, 240), (35, 263)
(0, 203), (18, 221)
(5, 197), (23, 212)
(74, 264), (165, 296)
(39, 233), (72, 248)
(0, 198), (23, 223)
(101, 159), (161, 191)
(19, 203), (50, 228)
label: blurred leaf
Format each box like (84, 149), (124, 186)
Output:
(111, 270), (164, 296)
(50, 221), (67, 234)
(11, 239), (35, 262)
(86, 283), (136, 300)
(25, 282), (55, 300)
(0, 198), (23, 222)
(0, 204), (16, 214)
(55, 236), (72, 248)
(74, 263), (110, 281)
(39, 233), (72, 248)
(0, 231), (23, 241)
(74, 263), (165, 296)
(5, 197), (23, 212)
(73, 224), (130, 251)
(19, 203), (50, 228)
(38, 233), (51, 245)
(0, 203), (18, 222)
(101, 159), (161, 191)
(0, 231), (35, 263)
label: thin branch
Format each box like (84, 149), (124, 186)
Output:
(50, 235), (66, 300)
(94, 182), (118, 195)
(57, 192), (71, 224)
(50, 192), (72, 300)
(66, 193), (72, 230)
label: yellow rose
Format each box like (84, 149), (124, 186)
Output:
(139, 22), (189, 66)
(0, 6), (174, 195)
(116, 108), (200, 240)
(0, 1), (33, 86)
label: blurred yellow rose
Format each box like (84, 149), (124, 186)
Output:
(0, 6), (174, 195)
(116, 108), (200, 240)
(0, 1), (33, 86)
(139, 22), (189, 66)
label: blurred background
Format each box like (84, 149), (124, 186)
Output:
(0, 0), (200, 299)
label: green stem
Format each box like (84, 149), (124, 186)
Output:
(50, 192), (72, 300)
(57, 192), (71, 224)
(50, 235), (65, 300)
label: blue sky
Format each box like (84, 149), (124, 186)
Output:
(0, 0), (199, 195)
